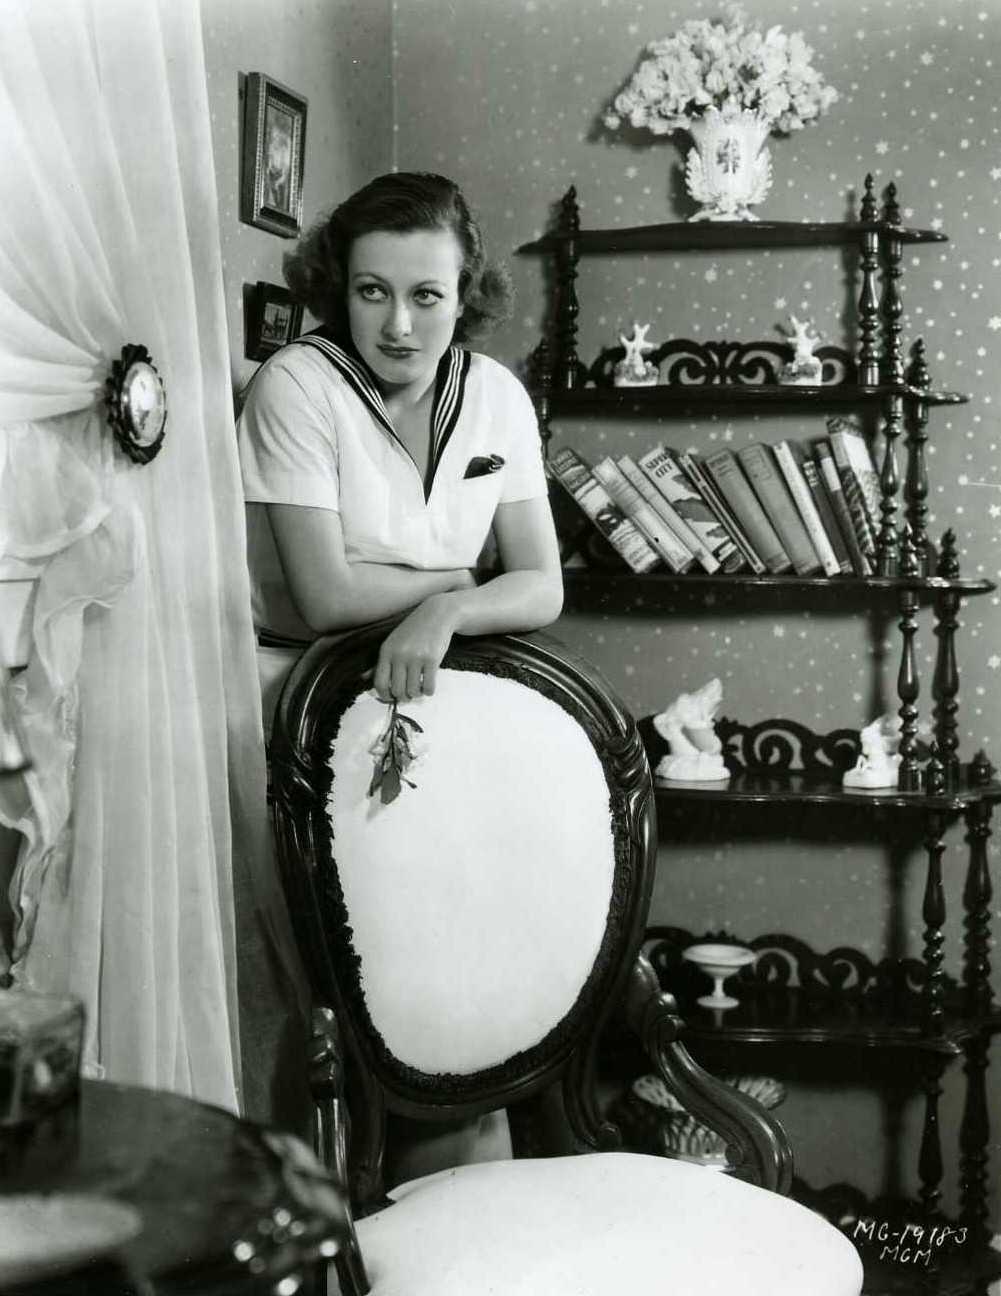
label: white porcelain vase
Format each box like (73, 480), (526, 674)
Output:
(683, 108), (773, 222)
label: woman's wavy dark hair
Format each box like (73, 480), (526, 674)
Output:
(283, 172), (513, 345)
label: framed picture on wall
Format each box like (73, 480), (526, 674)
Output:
(240, 72), (307, 238)
(245, 281), (304, 360)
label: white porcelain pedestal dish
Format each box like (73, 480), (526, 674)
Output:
(682, 942), (756, 1009)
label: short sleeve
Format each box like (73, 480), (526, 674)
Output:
(495, 367), (548, 505)
(237, 349), (340, 512)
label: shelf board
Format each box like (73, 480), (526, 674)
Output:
(518, 220), (949, 254)
(638, 927), (1001, 1055)
(559, 569), (996, 615)
(654, 770), (1001, 812)
(671, 986), (1001, 1053)
(536, 383), (968, 412)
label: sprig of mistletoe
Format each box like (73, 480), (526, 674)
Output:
(368, 702), (424, 804)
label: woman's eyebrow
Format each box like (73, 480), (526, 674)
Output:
(350, 271), (449, 288)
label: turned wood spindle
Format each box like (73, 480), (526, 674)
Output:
(919, 809), (947, 1037)
(932, 530), (961, 784)
(528, 339), (554, 459)
(857, 173), (881, 386)
(959, 1035), (991, 1243)
(877, 183), (906, 574)
(895, 533), (922, 791)
(905, 339), (932, 574)
(917, 1056), (945, 1218)
(962, 800), (994, 1017)
(875, 404), (902, 576)
(555, 185), (584, 391)
(881, 181), (905, 381)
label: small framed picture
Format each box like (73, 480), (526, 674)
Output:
(245, 282), (304, 361)
(240, 72), (307, 238)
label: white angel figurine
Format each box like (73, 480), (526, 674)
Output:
(777, 315), (823, 385)
(652, 678), (729, 783)
(613, 322), (659, 387)
(843, 714), (902, 789)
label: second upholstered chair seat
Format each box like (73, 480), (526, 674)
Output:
(356, 1152), (860, 1296)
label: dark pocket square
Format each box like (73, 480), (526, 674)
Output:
(463, 454), (506, 479)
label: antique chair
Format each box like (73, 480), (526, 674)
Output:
(269, 623), (863, 1296)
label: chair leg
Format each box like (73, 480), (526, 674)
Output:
(333, 1239), (370, 1296)
(309, 1007), (371, 1294)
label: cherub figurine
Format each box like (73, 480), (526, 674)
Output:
(843, 714), (901, 789)
(652, 678), (729, 783)
(613, 321), (659, 387)
(777, 314), (823, 385)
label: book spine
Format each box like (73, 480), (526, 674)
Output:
(828, 419), (883, 531)
(593, 457), (695, 572)
(827, 431), (877, 558)
(799, 454), (853, 575)
(772, 441), (842, 577)
(814, 442), (873, 576)
(636, 444), (740, 572)
(618, 454), (719, 573)
(677, 450), (766, 574)
(703, 449), (792, 574)
(736, 443), (822, 576)
(547, 447), (661, 574)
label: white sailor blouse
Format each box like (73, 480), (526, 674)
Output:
(237, 332), (549, 640)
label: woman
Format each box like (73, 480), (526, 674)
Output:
(238, 171), (563, 714)
(237, 172), (563, 1178)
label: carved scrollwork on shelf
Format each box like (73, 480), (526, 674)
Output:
(587, 339), (856, 389)
(645, 925), (946, 1008)
(640, 715), (861, 778)
(714, 716), (861, 776)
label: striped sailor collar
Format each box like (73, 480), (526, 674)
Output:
(293, 328), (471, 500)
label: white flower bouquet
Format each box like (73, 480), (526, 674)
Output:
(604, 5), (837, 138)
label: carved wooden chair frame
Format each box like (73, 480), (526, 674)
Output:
(269, 624), (792, 1294)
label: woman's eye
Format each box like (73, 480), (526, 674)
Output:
(414, 289), (444, 306)
(357, 283), (386, 301)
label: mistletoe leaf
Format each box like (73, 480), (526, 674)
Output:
(380, 765), (402, 804)
(396, 712), (423, 733)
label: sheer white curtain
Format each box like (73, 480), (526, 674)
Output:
(0, 0), (301, 1112)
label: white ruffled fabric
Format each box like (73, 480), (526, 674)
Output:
(0, 0), (301, 1110)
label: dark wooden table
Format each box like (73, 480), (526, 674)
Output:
(0, 1080), (351, 1294)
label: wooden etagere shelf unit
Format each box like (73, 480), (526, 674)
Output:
(518, 175), (1000, 1057)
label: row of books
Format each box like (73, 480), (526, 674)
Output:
(546, 415), (885, 577)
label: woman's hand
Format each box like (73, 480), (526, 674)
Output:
(373, 592), (461, 702)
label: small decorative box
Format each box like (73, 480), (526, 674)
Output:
(0, 989), (84, 1127)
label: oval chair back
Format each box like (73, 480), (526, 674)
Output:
(270, 624), (656, 1209)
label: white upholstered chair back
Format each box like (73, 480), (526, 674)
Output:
(325, 668), (618, 1077)
(271, 624), (655, 1125)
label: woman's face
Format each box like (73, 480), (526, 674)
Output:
(347, 227), (464, 396)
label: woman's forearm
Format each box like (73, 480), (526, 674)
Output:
(299, 562), (473, 633)
(430, 567), (564, 638)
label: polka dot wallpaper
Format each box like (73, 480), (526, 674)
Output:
(200, 0), (394, 394)
(388, 0), (1001, 984)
